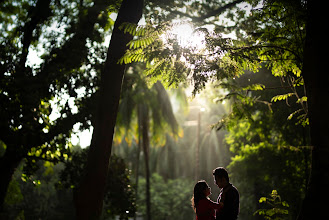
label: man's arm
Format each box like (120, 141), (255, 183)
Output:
(230, 188), (240, 218)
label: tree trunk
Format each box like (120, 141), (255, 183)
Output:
(74, 0), (143, 219)
(140, 104), (151, 220)
(298, 1), (329, 219)
(167, 135), (175, 180)
(134, 105), (142, 220)
(0, 149), (23, 212)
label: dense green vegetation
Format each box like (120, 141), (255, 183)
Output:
(2, 145), (136, 219)
(1, 0), (328, 219)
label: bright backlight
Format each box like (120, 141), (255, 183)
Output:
(167, 23), (205, 50)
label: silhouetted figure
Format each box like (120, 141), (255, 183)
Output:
(213, 167), (239, 220)
(192, 180), (224, 220)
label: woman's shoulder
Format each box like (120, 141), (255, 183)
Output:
(197, 198), (212, 208)
(198, 198), (220, 207)
(198, 198), (209, 204)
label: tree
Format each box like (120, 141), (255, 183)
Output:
(61, 147), (136, 220)
(212, 1), (329, 218)
(74, 0), (144, 219)
(126, 0), (329, 218)
(137, 173), (194, 220)
(0, 0), (117, 211)
(219, 1), (329, 218)
(115, 69), (179, 220)
(297, 1), (329, 219)
(208, 67), (310, 219)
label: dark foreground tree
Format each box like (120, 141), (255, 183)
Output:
(0, 0), (116, 212)
(74, 0), (143, 219)
(298, 1), (329, 219)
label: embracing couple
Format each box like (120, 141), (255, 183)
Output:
(192, 167), (240, 220)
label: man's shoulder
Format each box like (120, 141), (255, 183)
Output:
(231, 184), (239, 192)
(227, 184), (239, 197)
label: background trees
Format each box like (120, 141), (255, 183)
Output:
(115, 67), (179, 220)
(224, 68), (310, 219)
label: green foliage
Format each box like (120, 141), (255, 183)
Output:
(228, 0), (308, 124)
(138, 0), (309, 125)
(228, 134), (309, 219)
(137, 173), (194, 220)
(1, 160), (75, 220)
(242, 83), (265, 91)
(118, 22), (168, 64)
(220, 68), (310, 219)
(226, 109), (310, 220)
(119, 20), (252, 93)
(1, 143), (138, 219)
(254, 190), (289, 220)
(271, 93), (295, 103)
(116, 67), (180, 147)
(118, 21), (194, 89)
(4, 179), (24, 206)
(0, 0), (121, 187)
(60, 146), (136, 219)
(119, 22), (164, 50)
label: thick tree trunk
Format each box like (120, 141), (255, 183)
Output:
(298, 1), (329, 219)
(0, 149), (23, 212)
(74, 0), (143, 219)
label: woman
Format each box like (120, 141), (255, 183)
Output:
(192, 180), (224, 220)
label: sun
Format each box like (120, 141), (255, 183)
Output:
(166, 22), (206, 50)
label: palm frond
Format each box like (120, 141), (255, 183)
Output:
(153, 81), (179, 135)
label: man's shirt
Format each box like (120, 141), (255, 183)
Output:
(216, 183), (240, 220)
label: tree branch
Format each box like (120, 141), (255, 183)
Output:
(168, 0), (244, 22)
(26, 155), (65, 164)
(198, 0), (244, 21)
(19, 0), (52, 70)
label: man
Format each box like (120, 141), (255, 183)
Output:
(213, 167), (239, 220)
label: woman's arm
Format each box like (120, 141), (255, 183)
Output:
(207, 198), (224, 210)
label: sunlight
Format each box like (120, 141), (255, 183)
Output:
(71, 124), (93, 148)
(167, 22), (206, 50)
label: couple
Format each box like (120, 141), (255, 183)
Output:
(192, 167), (240, 220)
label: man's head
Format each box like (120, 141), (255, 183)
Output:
(213, 167), (229, 188)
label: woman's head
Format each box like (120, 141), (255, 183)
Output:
(191, 180), (211, 211)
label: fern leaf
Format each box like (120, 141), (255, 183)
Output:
(271, 93), (294, 102)
(144, 59), (166, 77)
(287, 109), (302, 120)
(242, 84), (265, 91)
(296, 96), (307, 104)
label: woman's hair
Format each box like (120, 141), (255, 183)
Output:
(191, 180), (209, 212)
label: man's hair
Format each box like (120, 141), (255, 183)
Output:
(213, 167), (229, 182)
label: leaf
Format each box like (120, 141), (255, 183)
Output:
(271, 190), (278, 196)
(296, 96), (307, 104)
(271, 93), (294, 102)
(259, 197), (267, 203)
(282, 201), (289, 207)
(242, 83), (265, 91)
(287, 109), (302, 120)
